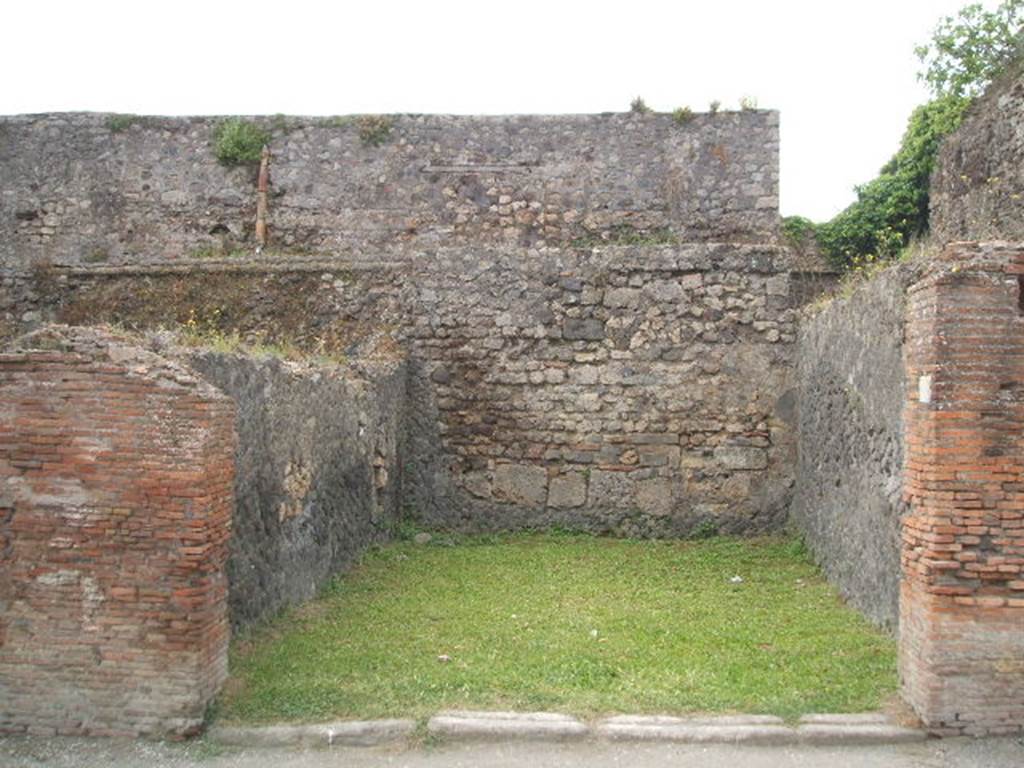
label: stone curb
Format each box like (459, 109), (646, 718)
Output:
(426, 711), (589, 741)
(207, 719), (416, 747)
(594, 713), (925, 746)
(207, 711), (925, 748)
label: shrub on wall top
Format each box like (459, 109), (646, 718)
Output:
(213, 119), (270, 167)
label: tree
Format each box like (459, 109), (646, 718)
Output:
(806, 1), (1022, 269)
(916, 0), (1024, 98)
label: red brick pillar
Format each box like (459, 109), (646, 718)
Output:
(902, 242), (1024, 736)
(0, 328), (236, 737)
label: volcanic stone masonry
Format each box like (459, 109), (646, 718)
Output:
(0, 110), (780, 269)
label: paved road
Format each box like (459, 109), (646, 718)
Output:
(3, 735), (1024, 768)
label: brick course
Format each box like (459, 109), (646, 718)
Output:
(0, 327), (236, 737)
(901, 242), (1024, 736)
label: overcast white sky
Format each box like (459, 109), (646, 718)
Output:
(2, 0), (992, 221)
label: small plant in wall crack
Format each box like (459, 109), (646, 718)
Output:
(739, 95), (758, 111)
(630, 96), (651, 114)
(106, 114), (142, 133)
(672, 106), (695, 125)
(357, 115), (393, 147)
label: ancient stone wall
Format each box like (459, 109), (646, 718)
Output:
(0, 111), (779, 269)
(930, 62), (1024, 245)
(790, 262), (922, 628)
(900, 242), (1024, 736)
(183, 349), (406, 630)
(3, 242), (807, 536)
(0, 327), (236, 737)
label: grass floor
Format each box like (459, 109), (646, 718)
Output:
(217, 534), (897, 723)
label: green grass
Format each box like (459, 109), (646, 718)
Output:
(217, 534), (896, 724)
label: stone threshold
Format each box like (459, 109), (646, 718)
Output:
(207, 710), (925, 748)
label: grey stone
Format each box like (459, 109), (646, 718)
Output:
(713, 445), (768, 471)
(427, 711), (588, 742)
(208, 718), (416, 747)
(796, 723), (925, 746)
(595, 715), (792, 745)
(492, 464), (548, 506)
(603, 287), (640, 308)
(548, 472), (587, 508)
(563, 318), (605, 341)
(589, 470), (635, 507)
(634, 477), (672, 516)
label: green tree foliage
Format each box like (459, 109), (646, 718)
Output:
(816, 96), (970, 267)
(806, 1), (1021, 269)
(916, 0), (1023, 98)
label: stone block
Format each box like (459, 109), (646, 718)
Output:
(589, 469), (635, 506)
(713, 445), (768, 471)
(548, 472), (587, 508)
(603, 287), (640, 308)
(492, 463), (548, 506)
(563, 318), (605, 341)
(635, 477), (673, 516)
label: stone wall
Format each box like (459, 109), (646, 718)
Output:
(930, 61), (1024, 245)
(182, 349), (406, 630)
(0, 327), (236, 737)
(0, 110), (779, 269)
(790, 263), (922, 628)
(3, 243), (810, 536)
(900, 242), (1024, 736)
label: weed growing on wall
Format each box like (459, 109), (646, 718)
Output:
(106, 114), (141, 133)
(630, 97), (651, 114)
(739, 96), (758, 111)
(672, 107), (695, 125)
(213, 119), (270, 167)
(357, 115), (392, 147)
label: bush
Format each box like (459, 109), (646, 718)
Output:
(357, 115), (392, 147)
(106, 114), (140, 133)
(781, 215), (818, 246)
(815, 95), (970, 268)
(630, 96), (651, 114)
(672, 106), (694, 125)
(800, 1), (1021, 270)
(213, 119), (270, 167)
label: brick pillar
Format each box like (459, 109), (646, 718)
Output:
(0, 327), (236, 737)
(901, 242), (1024, 736)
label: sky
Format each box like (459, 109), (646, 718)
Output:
(1, 0), (993, 222)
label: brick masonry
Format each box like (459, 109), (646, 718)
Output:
(901, 242), (1024, 736)
(0, 326), (236, 737)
